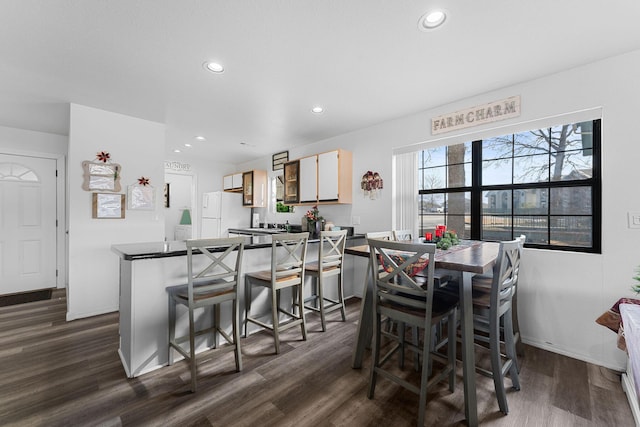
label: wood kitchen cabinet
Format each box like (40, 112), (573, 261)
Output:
(283, 160), (300, 204)
(223, 173), (243, 192)
(285, 149), (352, 205)
(242, 170), (267, 207)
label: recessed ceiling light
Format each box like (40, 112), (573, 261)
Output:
(418, 9), (447, 31)
(204, 62), (224, 73)
(173, 149), (181, 153)
(311, 106), (324, 114)
(184, 143), (192, 148)
(195, 136), (206, 141)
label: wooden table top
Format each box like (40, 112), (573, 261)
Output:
(345, 240), (499, 274)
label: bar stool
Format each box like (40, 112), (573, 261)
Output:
(167, 237), (245, 393)
(472, 235), (526, 363)
(470, 239), (522, 414)
(366, 238), (458, 427)
(245, 232), (309, 354)
(304, 229), (348, 331)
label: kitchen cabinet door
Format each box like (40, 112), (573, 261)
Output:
(299, 155), (317, 204)
(318, 151), (339, 201)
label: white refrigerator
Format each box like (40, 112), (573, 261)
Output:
(201, 191), (247, 238)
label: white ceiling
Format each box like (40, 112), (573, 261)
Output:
(1, 1), (639, 164)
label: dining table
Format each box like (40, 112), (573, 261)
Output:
(345, 239), (499, 427)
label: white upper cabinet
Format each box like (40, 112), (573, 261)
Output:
(299, 155), (318, 204)
(318, 151), (340, 201)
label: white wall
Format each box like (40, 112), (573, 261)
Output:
(237, 49), (640, 370)
(67, 104), (165, 320)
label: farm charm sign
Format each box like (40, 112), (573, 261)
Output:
(431, 95), (521, 135)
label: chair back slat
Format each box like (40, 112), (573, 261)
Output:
(318, 230), (348, 273)
(491, 239), (521, 316)
(392, 229), (413, 241)
(367, 238), (437, 321)
(270, 233), (309, 286)
(186, 237), (245, 305)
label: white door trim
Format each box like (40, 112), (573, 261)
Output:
(0, 148), (66, 289)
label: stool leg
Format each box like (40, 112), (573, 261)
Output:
(272, 287), (280, 354)
(317, 275), (326, 332)
(233, 296), (242, 372)
(244, 278), (251, 338)
(189, 307), (197, 393)
(299, 282), (307, 341)
(168, 295), (176, 365)
(338, 273), (346, 322)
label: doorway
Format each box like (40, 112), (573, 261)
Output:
(164, 173), (195, 241)
(0, 153), (58, 295)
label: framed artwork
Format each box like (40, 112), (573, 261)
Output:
(92, 193), (125, 219)
(272, 151), (289, 171)
(128, 185), (155, 210)
(82, 161), (122, 192)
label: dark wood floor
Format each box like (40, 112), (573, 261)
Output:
(0, 289), (635, 427)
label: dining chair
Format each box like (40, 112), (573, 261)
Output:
(366, 238), (458, 427)
(303, 229), (348, 332)
(166, 236), (245, 393)
(244, 232), (309, 354)
(472, 235), (526, 362)
(366, 230), (394, 240)
(470, 238), (522, 414)
(392, 229), (413, 241)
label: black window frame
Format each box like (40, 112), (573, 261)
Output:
(418, 119), (601, 253)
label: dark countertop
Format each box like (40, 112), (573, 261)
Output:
(112, 233), (365, 261)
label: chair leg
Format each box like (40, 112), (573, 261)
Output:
(490, 313), (508, 414)
(504, 310), (520, 391)
(367, 310), (381, 399)
(233, 298), (242, 372)
(418, 321), (431, 427)
(168, 296), (176, 365)
(398, 322), (406, 369)
(189, 307), (197, 393)
(337, 274), (346, 322)
(447, 309), (456, 392)
(213, 304), (220, 349)
(272, 288), (280, 354)
(299, 282), (308, 341)
(244, 278), (251, 338)
(317, 276), (326, 332)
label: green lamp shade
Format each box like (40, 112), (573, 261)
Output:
(179, 209), (192, 225)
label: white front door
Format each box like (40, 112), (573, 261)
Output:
(0, 154), (57, 294)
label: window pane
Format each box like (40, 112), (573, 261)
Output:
(514, 130), (549, 154)
(550, 216), (592, 247)
(448, 162), (471, 187)
(450, 141), (473, 163)
(550, 149), (592, 181)
(421, 146), (447, 167)
(419, 193), (445, 214)
(514, 154), (549, 184)
(482, 135), (513, 160)
(483, 190), (512, 215)
(513, 189), (548, 215)
(514, 216), (548, 244)
(420, 166), (446, 190)
(550, 124), (584, 152)
(482, 215), (512, 241)
(482, 158), (512, 185)
(549, 187), (591, 215)
(445, 215), (470, 239)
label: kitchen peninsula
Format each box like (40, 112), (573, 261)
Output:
(111, 231), (364, 378)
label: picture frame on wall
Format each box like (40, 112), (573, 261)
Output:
(128, 185), (155, 210)
(92, 193), (125, 219)
(272, 151), (289, 171)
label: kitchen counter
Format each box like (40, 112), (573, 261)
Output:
(111, 233), (365, 377)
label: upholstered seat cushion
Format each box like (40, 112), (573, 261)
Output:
(380, 289), (459, 320)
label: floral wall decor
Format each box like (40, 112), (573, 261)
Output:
(361, 170), (383, 200)
(82, 150), (122, 192)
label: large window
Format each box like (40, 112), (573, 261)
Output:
(418, 119), (601, 253)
